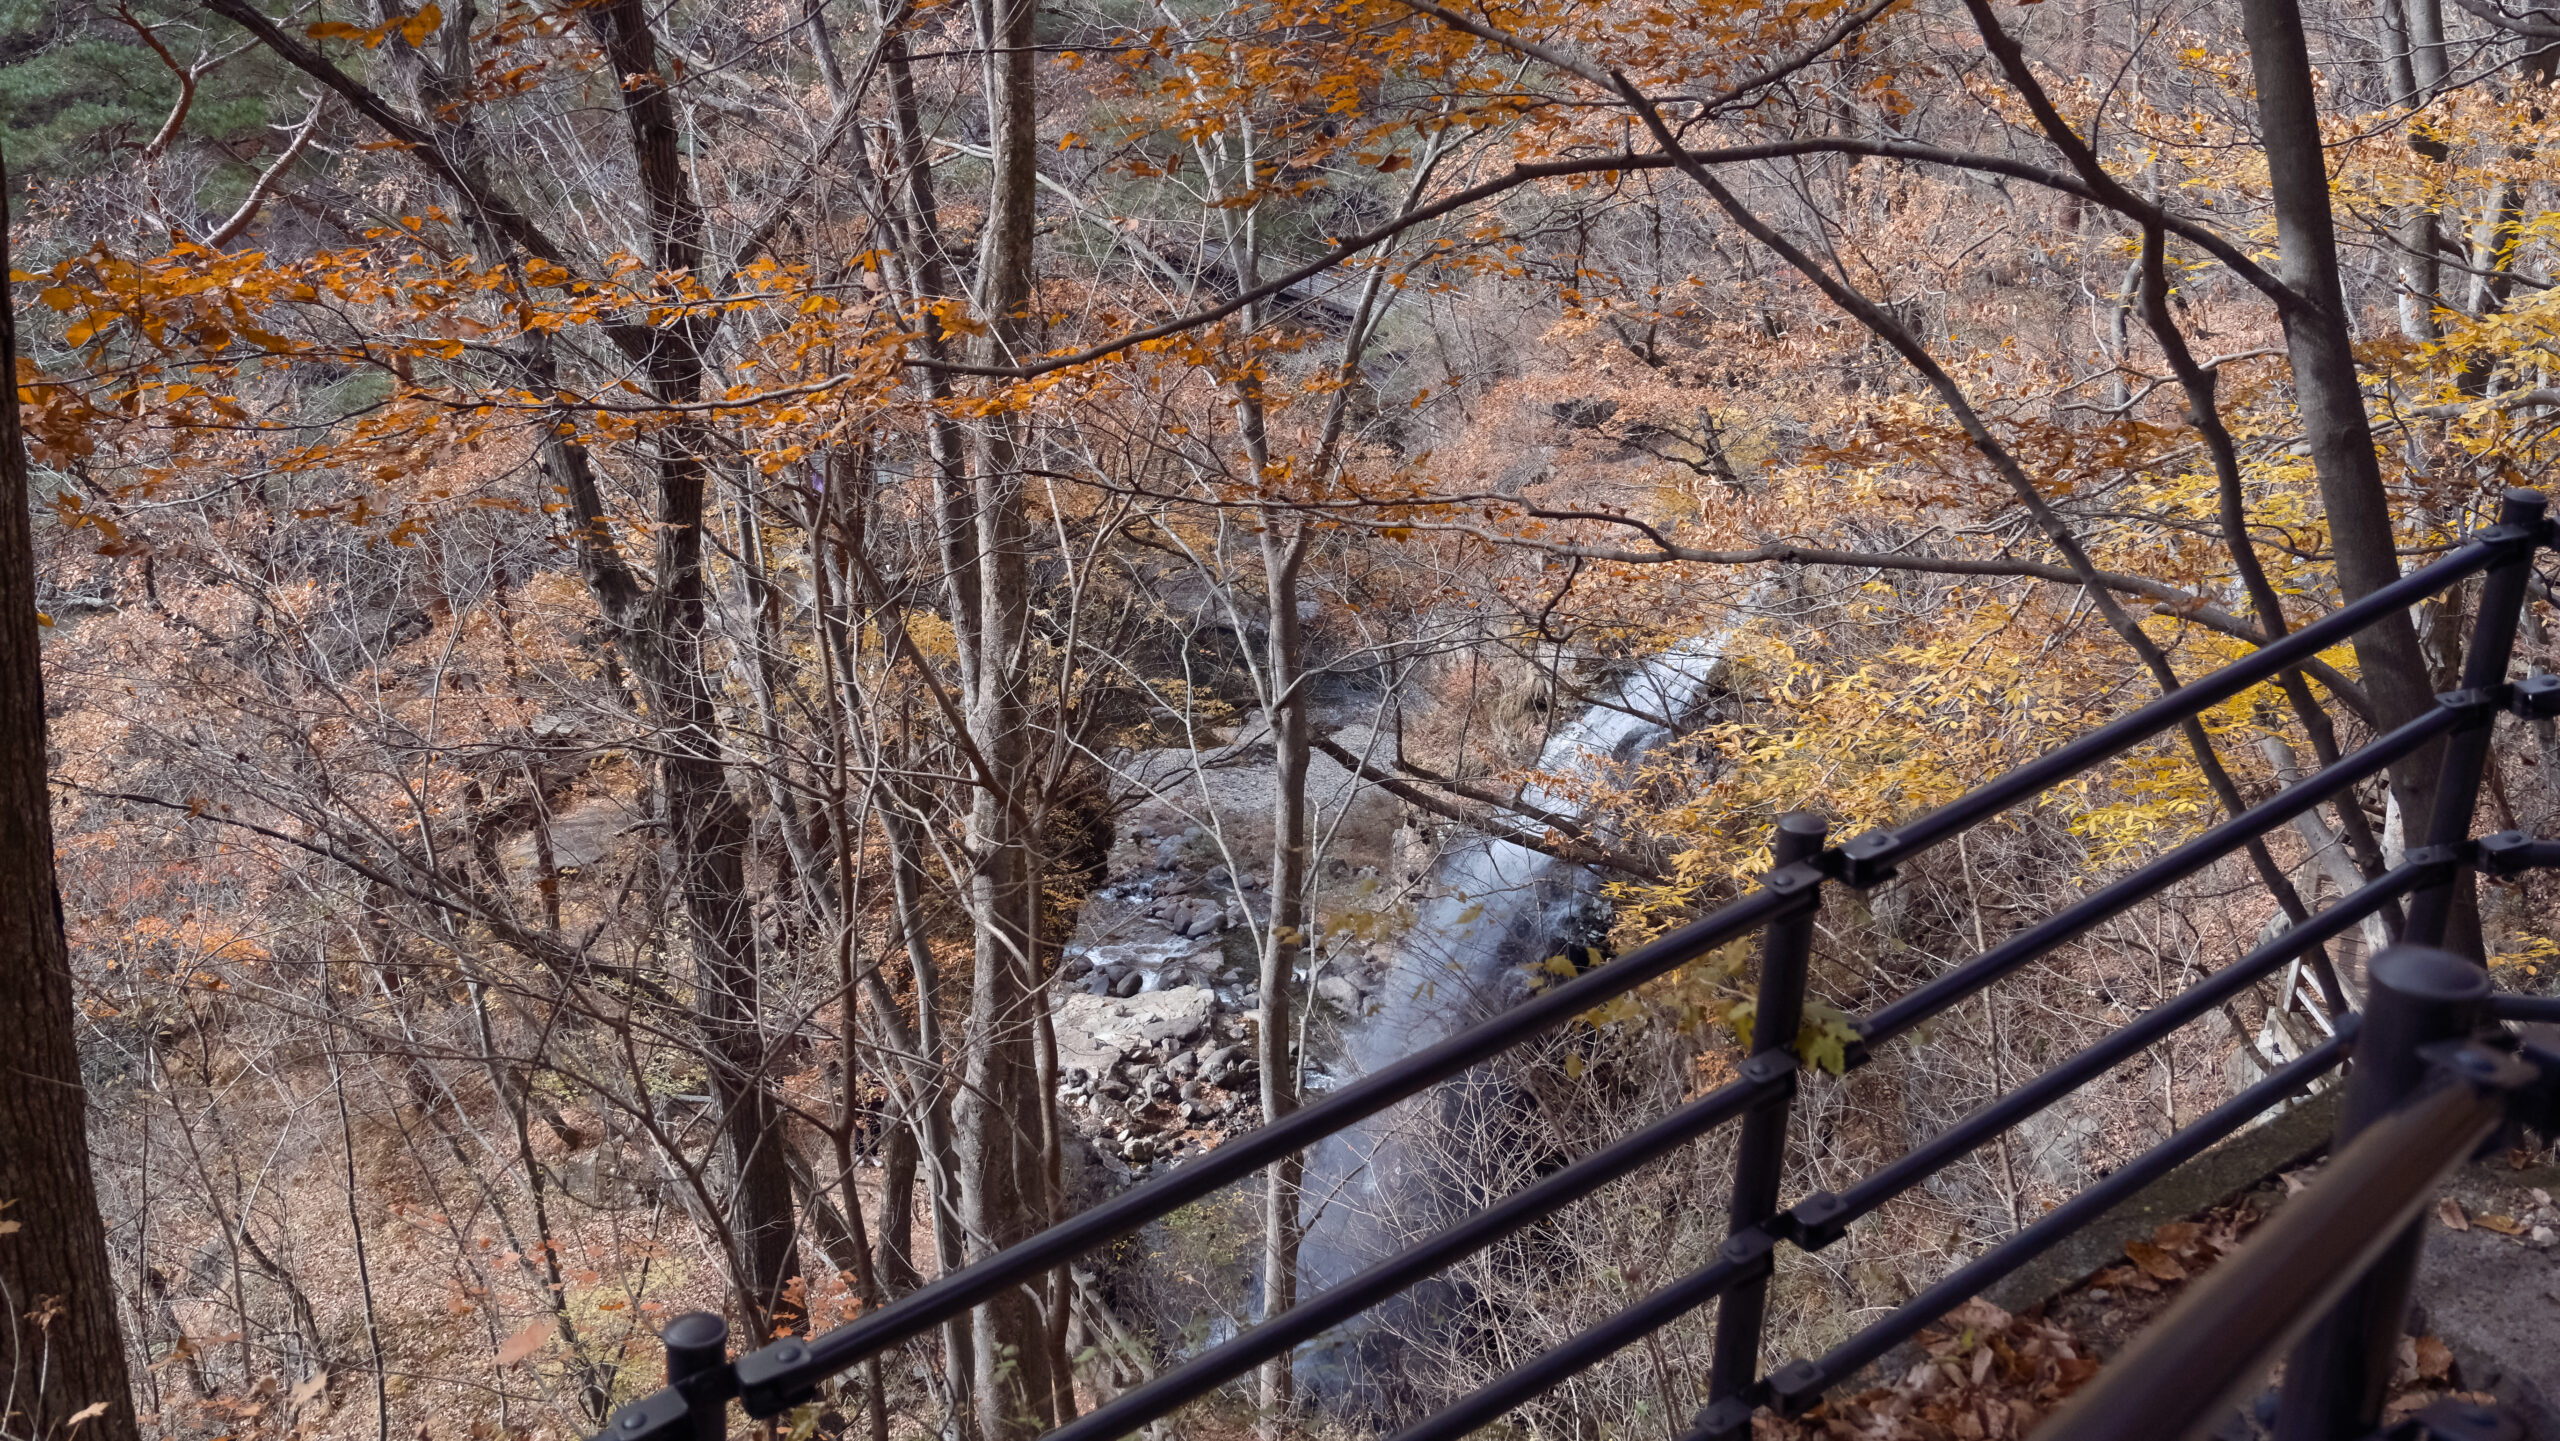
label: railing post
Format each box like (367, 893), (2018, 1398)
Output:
(2272, 945), (2488, 1441)
(2404, 488), (2546, 949)
(663, 1311), (733, 1441)
(1703, 811), (1829, 1431)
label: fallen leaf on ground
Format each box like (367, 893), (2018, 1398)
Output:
(495, 1319), (554, 1366)
(2152, 1221), (2203, 1255)
(2438, 1198), (2470, 1231)
(2090, 1263), (2156, 1293)
(2124, 1240), (2187, 1282)
(289, 1371), (328, 1408)
(2476, 1213), (2524, 1236)
(2415, 1335), (2453, 1382)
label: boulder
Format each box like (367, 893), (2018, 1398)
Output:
(1053, 986), (1219, 1077)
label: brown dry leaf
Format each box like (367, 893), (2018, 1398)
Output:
(289, 1372), (329, 1409)
(1948, 1297), (2011, 1332)
(2415, 1335), (2454, 1382)
(2476, 1213), (2525, 1236)
(2437, 1198), (2470, 1231)
(2151, 1221), (2204, 1255)
(65, 1404), (109, 1427)
(494, 1319), (554, 1366)
(1972, 1344), (1996, 1386)
(2124, 1240), (2188, 1282)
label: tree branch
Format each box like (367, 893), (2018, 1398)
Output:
(1308, 735), (1666, 880)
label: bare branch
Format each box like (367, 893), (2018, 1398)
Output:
(204, 93), (328, 246)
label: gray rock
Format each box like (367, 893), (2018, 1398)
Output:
(1315, 974), (1362, 1013)
(1053, 985), (1221, 1076)
(1111, 968), (1145, 999)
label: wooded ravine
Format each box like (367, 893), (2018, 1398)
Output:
(5, 0), (2560, 1434)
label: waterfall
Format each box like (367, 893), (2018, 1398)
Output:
(1352, 620), (1758, 1070)
(1290, 607), (1760, 1404)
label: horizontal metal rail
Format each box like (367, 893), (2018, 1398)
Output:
(1387, 1015), (2358, 1441)
(1038, 1060), (1795, 1441)
(1815, 864), (2424, 1237)
(1758, 1032), (2357, 1423)
(729, 884), (1794, 1414)
(2493, 993), (2560, 1024)
(1861, 702), (2463, 1049)
(1833, 523), (2534, 885)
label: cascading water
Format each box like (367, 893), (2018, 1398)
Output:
(1290, 610), (1760, 1410)
(1350, 625), (1756, 1072)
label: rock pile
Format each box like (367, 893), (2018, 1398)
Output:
(1053, 816), (1391, 1184)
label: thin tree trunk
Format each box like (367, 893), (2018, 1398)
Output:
(951, 0), (1062, 1428)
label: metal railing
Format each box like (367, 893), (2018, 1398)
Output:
(592, 489), (2560, 1441)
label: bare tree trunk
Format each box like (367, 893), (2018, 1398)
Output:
(0, 141), (142, 1441)
(951, 0), (1062, 1425)
(1255, 516), (1312, 1434)
(568, 0), (805, 1328)
(2239, 0), (2447, 832)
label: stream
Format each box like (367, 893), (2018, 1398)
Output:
(1292, 616), (1757, 1406)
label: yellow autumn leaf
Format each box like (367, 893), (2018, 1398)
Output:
(401, 5), (442, 46)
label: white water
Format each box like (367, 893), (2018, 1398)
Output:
(1350, 622), (1757, 1072)
(1296, 610), (1760, 1333)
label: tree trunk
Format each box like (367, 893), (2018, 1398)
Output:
(0, 142), (142, 1441)
(2238, 0), (2445, 826)
(571, 0), (805, 1328)
(950, 0), (1063, 1430)
(1256, 518), (1312, 1435)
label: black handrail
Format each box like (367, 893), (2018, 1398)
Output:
(589, 489), (2560, 1441)
(1833, 516), (2537, 886)
(2032, 947), (2550, 1441)
(1404, 1031), (2358, 1441)
(730, 882), (1794, 1412)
